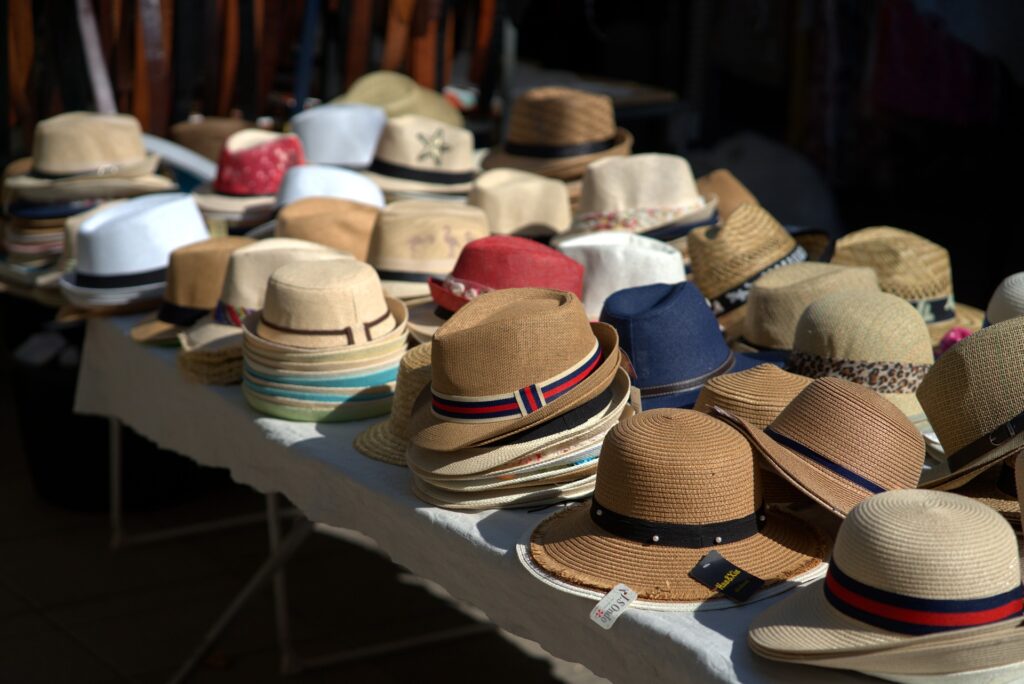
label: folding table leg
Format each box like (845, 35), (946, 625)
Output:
(109, 417), (124, 549)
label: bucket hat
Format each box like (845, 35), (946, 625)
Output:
(697, 169), (758, 221)
(334, 70), (464, 127)
(363, 115), (477, 195)
(274, 197), (379, 261)
(467, 168), (571, 237)
(289, 103), (387, 169)
(273, 164), (385, 209)
(170, 116), (251, 161)
(985, 272), (1024, 326)
(482, 87), (633, 180)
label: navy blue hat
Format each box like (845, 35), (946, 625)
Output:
(600, 281), (776, 409)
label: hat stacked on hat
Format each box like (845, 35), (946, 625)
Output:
(986, 272), (1024, 326)
(170, 116), (251, 162)
(241, 259), (409, 422)
(949, 457), (1020, 529)
(289, 104), (387, 169)
(363, 115), (477, 199)
(467, 169), (572, 237)
(334, 70), (464, 126)
(272, 164), (385, 211)
(0, 197), (97, 287)
(273, 197), (379, 261)
(697, 169), (759, 222)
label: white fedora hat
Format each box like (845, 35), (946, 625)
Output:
(274, 164), (385, 209)
(986, 272), (1024, 326)
(289, 103), (387, 169)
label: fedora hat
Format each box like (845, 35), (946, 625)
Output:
(747, 490), (1024, 679)
(407, 236), (585, 342)
(467, 168), (571, 237)
(274, 197), (379, 261)
(599, 281), (768, 409)
(274, 164), (385, 209)
(986, 272), (1024, 326)
(367, 200), (490, 300)
(482, 87), (633, 180)
(130, 236), (253, 344)
(58, 193), (210, 309)
(408, 288), (621, 451)
(526, 409), (828, 603)
(787, 290), (934, 420)
(570, 154), (719, 240)
(717, 377), (925, 517)
(553, 231), (686, 319)
(363, 115), (477, 195)
(289, 103), (387, 169)
(697, 169), (758, 221)
(170, 116), (251, 161)
(334, 70), (464, 127)
(917, 317), (1024, 490)
(832, 227), (984, 346)
(5, 112), (176, 202)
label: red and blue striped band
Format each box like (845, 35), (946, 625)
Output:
(213, 301), (258, 328)
(431, 341), (603, 423)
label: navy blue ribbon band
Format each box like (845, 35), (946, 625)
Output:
(157, 301), (209, 327)
(908, 295), (956, 324)
(945, 408), (1024, 474)
(764, 427), (886, 494)
(487, 387), (614, 447)
(590, 499), (766, 548)
(503, 136), (616, 159)
(640, 352), (735, 399)
(710, 245), (808, 316)
(641, 211), (720, 243)
(369, 158), (475, 185)
(375, 270), (440, 283)
(75, 268), (167, 289)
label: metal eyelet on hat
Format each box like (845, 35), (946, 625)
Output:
(714, 536), (723, 544)
(651, 535), (660, 543)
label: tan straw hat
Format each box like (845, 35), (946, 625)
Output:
(170, 116), (251, 161)
(334, 70), (464, 127)
(717, 377), (925, 517)
(697, 169), (758, 221)
(787, 290), (934, 419)
(748, 489), (1024, 678)
(362, 115), (477, 195)
(274, 197), (379, 261)
(526, 409), (828, 603)
(832, 227), (984, 346)
(467, 168), (572, 237)
(482, 87), (633, 180)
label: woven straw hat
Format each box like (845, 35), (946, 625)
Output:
(950, 458), (1020, 528)
(787, 290), (934, 419)
(170, 116), (250, 161)
(718, 377), (925, 517)
(986, 272), (1024, 326)
(697, 169), (758, 222)
(831, 227), (984, 346)
(274, 197), (379, 261)
(482, 87), (633, 180)
(748, 490), (1024, 677)
(467, 168), (572, 237)
(362, 115), (477, 195)
(334, 70), (464, 127)
(527, 409), (828, 603)
(367, 200), (490, 300)
(413, 473), (597, 511)
(408, 288), (620, 451)
(916, 317), (1024, 490)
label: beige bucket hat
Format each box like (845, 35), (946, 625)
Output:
(274, 197), (379, 261)
(334, 70), (464, 127)
(986, 272), (1024, 326)
(467, 168), (571, 237)
(362, 115), (477, 195)
(697, 169), (759, 221)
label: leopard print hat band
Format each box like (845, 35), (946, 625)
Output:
(786, 352), (931, 395)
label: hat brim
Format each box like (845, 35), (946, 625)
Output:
(179, 316), (244, 356)
(192, 184), (277, 220)
(177, 353), (243, 385)
(360, 169), (474, 196)
(242, 383), (394, 422)
(949, 465), (1020, 527)
(58, 273), (165, 309)
(639, 351), (768, 410)
(411, 473), (596, 510)
(791, 229), (835, 263)
(353, 419), (408, 466)
(482, 128), (635, 181)
(5, 155), (177, 202)
(406, 293), (453, 343)
(129, 314), (183, 345)
(918, 436), (1024, 491)
(927, 303), (985, 347)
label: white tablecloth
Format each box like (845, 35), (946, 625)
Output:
(74, 315), (868, 684)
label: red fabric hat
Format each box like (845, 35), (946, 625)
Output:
(428, 235), (585, 315)
(213, 132), (306, 196)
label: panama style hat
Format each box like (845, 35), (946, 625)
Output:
(289, 103), (387, 169)
(334, 70), (464, 127)
(748, 490), (1024, 679)
(170, 116), (251, 161)
(482, 87), (633, 180)
(467, 168), (572, 237)
(717, 377), (925, 517)
(986, 272), (1024, 326)
(831, 227), (984, 346)
(272, 164), (385, 210)
(697, 169), (759, 221)
(274, 197), (379, 261)
(363, 115), (477, 195)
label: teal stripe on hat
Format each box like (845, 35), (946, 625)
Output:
(243, 362), (399, 388)
(243, 380), (395, 403)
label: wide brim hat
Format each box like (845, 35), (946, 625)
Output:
(58, 274), (165, 309)
(129, 316), (184, 345)
(5, 154), (177, 203)
(482, 128), (634, 181)
(411, 473), (597, 511)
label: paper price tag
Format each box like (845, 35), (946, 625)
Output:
(589, 583), (637, 630)
(689, 550), (765, 602)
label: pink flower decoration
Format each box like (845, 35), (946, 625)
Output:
(938, 327), (973, 355)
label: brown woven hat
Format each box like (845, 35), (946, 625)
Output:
(917, 317), (1024, 490)
(274, 197), (379, 261)
(718, 377), (925, 518)
(527, 409), (829, 603)
(831, 226), (984, 346)
(482, 87), (633, 180)
(697, 169), (758, 221)
(407, 288), (620, 451)
(170, 116), (251, 161)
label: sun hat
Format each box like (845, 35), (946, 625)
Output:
(58, 193), (210, 309)
(831, 226), (984, 346)
(273, 197), (379, 261)
(697, 169), (758, 221)
(747, 489), (1024, 679)
(717, 377), (925, 518)
(407, 236), (585, 342)
(786, 290), (934, 420)
(526, 408), (829, 603)
(916, 317), (1024, 490)
(985, 272), (1024, 326)
(466, 168), (572, 237)
(408, 288), (621, 452)
(949, 458), (1020, 528)
(482, 87), (633, 180)
(170, 116), (251, 161)
(130, 236), (253, 344)
(367, 200), (490, 300)
(334, 70), (464, 127)
(599, 281), (768, 409)
(362, 115), (477, 196)
(570, 154), (719, 240)
(272, 164), (385, 209)
(289, 103), (387, 169)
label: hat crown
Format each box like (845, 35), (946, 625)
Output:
(390, 343), (434, 440)
(467, 168), (571, 236)
(289, 103), (387, 168)
(833, 226), (953, 301)
(32, 112), (148, 176)
(374, 115), (475, 172)
(694, 364), (811, 430)
(448, 236), (583, 295)
(986, 272), (1024, 325)
(214, 130), (305, 196)
(368, 200), (489, 275)
(275, 164), (385, 208)
(579, 153), (701, 214)
(221, 238), (345, 310)
(506, 87), (617, 147)
(595, 409), (761, 524)
(165, 236), (253, 309)
(275, 197), (380, 261)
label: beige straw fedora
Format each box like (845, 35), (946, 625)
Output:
(467, 168), (572, 237)
(362, 115), (477, 195)
(274, 197), (379, 261)
(831, 227), (984, 346)
(527, 409), (829, 603)
(787, 290), (934, 419)
(482, 87), (633, 180)
(747, 490), (1024, 678)
(408, 288), (621, 451)
(986, 272), (1024, 326)
(334, 70), (464, 127)
(697, 169), (758, 222)
(717, 377), (925, 517)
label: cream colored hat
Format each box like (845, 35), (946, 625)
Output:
(363, 115), (477, 195)
(986, 272), (1024, 326)
(367, 200), (490, 299)
(467, 168), (571, 237)
(334, 70), (464, 127)
(274, 197), (379, 261)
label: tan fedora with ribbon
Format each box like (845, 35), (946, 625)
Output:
(274, 197), (379, 261)
(362, 115), (477, 195)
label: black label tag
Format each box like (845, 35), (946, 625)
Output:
(688, 550), (766, 602)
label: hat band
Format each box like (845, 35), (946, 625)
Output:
(29, 158), (151, 180)
(259, 309), (393, 344)
(488, 386), (615, 447)
(157, 301), (209, 327)
(213, 301), (258, 327)
(503, 137), (616, 159)
(908, 294), (956, 324)
(75, 267), (167, 289)
(764, 427), (885, 494)
(570, 205), (713, 237)
(431, 340), (602, 423)
(710, 245), (808, 315)
(369, 159), (475, 185)
(824, 560), (1024, 635)
(785, 353), (931, 394)
(375, 269), (441, 283)
(640, 352), (735, 399)
(589, 499), (767, 548)
(945, 408), (1024, 474)
(641, 212), (719, 242)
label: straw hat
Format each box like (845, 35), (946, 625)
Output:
(831, 227), (984, 346)
(130, 236), (253, 344)
(717, 377), (925, 517)
(950, 458), (1019, 528)
(786, 290), (934, 419)
(334, 70), (464, 127)
(273, 164), (385, 210)
(367, 200), (490, 300)
(413, 474), (597, 511)
(407, 236), (584, 342)
(408, 288), (621, 451)
(570, 154), (718, 240)
(916, 317), (1024, 490)
(986, 272), (1024, 326)
(362, 115), (477, 195)
(748, 490), (1024, 678)
(274, 197), (379, 261)
(170, 116), (251, 161)
(354, 342), (433, 466)
(289, 103), (387, 169)
(482, 87), (633, 180)
(467, 168), (572, 237)
(526, 409), (828, 603)
(697, 169), (758, 221)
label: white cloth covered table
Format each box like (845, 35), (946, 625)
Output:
(74, 315), (869, 684)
